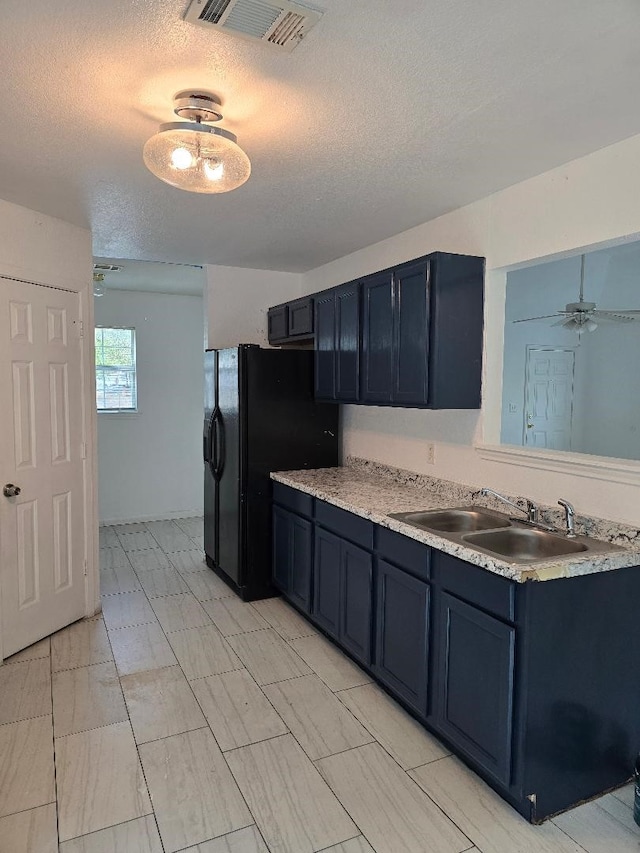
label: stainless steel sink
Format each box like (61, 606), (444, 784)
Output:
(463, 527), (588, 562)
(390, 506), (512, 534)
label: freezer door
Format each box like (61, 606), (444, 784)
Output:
(216, 348), (243, 585)
(203, 350), (218, 563)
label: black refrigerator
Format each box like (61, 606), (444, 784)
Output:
(204, 345), (339, 601)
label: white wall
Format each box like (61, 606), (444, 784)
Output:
(95, 289), (204, 524)
(299, 132), (640, 526)
(205, 265), (302, 349)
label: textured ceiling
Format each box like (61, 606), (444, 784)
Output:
(2, 1), (640, 272)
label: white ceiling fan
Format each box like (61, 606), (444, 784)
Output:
(513, 254), (640, 334)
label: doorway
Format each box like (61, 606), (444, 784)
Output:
(523, 346), (576, 450)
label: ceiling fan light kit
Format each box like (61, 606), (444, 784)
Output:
(143, 91), (251, 193)
(513, 253), (640, 333)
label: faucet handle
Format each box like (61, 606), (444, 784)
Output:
(524, 499), (539, 523)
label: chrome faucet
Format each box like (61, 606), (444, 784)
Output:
(558, 499), (576, 537)
(475, 487), (540, 523)
(474, 487), (560, 532)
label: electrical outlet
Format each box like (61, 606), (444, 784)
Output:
(426, 442), (436, 465)
(508, 402), (518, 414)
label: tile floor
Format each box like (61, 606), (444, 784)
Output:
(0, 515), (638, 852)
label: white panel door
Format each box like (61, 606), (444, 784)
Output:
(0, 280), (86, 656)
(523, 347), (576, 451)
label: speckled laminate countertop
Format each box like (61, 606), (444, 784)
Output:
(271, 460), (640, 582)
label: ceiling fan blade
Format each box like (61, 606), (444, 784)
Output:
(512, 314), (562, 323)
(551, 317), (573, 327)
(591, 310), (639, 322)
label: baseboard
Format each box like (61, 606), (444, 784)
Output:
(99, 509), (203, 526)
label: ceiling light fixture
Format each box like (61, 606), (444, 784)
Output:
(93, 272), (106, 297)
(143, 91), (251, 194)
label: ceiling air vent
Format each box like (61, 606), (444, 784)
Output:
(184, 0), (322, 52)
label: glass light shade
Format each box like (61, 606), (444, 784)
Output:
(143, 122), (250, 193)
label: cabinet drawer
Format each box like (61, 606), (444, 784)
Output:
(432, 551), (515, 622)
(315, 500), (374, 550)
(288, 297), (314, 337)
(376, 527), (430, 580)
(272, 482), (313, 519)
(268, 306), (288, 342)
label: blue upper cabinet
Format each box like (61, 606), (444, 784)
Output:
(314, 251), (484, 409)
(314, 281), (361, 402)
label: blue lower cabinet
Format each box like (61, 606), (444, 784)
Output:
(271, 505), (312, 614)
(340, 541), (373, 665)
(374, 559), (430, 716)
(435, 592), (516, 786)
(313, 527), (342, 639)
(313, 527), (373, 665)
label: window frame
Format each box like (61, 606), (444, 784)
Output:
(94, 325), (139, 414)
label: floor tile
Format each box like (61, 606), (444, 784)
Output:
(99, 547), (129, 570)
(56, 720), (152, 842)
(191, 669), (288, 751)
(0, 657), (52, 725)
(190, 534), (205, 549)
(318, 743), (470, 853)
(321, 839), (376, 853)
(338, 682), (449, 769)
(4, 636), (50, 664)
(612, 782), (635, 808)
(52, 661), (128, 737)
(117, 530), (159, 551)
(202, 596), (269, 636)
(127, 548), (173, 572)
(113, 522), (150, 534)
(137, 567), (190, 599)
(264, 673), (372, 760)
(174, 517), (204, 539)
(410, 755), (583, 853)
(102, 590), (157, 631)
(0, 803), (58, 853)
(251, 597), (317, 641)
(169, 549), (209, 573)
(52, 617), (113, 672)
(179, 825), (268, 852)
(149, 524), (195, 552)
(182, 569), (234, 600)
(98, 527), (120, 548)
(100, 562), (142, 596)
(150, 592), (211, 633)
(288, 634), (372, 692)
(226, 734), (357, 853)
(553, 798), (640, 852)
(120, 665), (207, 743)
(168, 625), (242, 680)
(139, 727), (252, 853)
(0, 716), (55, 818)
(227, 628), (311, 685)
(586, 791), (638, 832)
(58, 815), (163, 852)
(109, 622), (178, 676)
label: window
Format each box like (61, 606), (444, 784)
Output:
(95, 327), (138, 412)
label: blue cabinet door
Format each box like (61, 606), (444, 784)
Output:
(340, 541), (373, 666)
(436, 592), (515, 785)
(313, 527), (342, 639)
(374, 559), (430, 716)
(272, 505), (291, 594)
(392, 261), (429, 406)
(314, 292), (336, 399)
(290, 515), (312, 613)
(335, 283), (361, 401)
(361, 272), (393, 403)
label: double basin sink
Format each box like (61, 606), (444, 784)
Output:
(389, 506), (622, 564)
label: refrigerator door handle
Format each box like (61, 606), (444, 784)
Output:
(214, 409), (226, 480)
(209, 409), (219, 478)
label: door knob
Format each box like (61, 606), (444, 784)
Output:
(3, 484), (21, 497)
